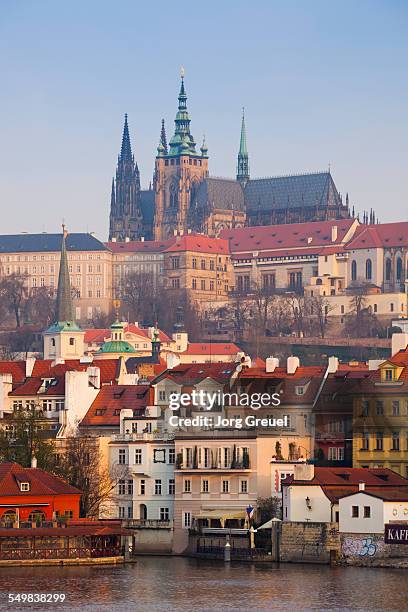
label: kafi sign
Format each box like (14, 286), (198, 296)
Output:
(384, 524), (408, 544)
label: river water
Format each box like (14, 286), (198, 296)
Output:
(0, 557), (406, 611)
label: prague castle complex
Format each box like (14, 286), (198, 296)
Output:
(109, 71), (351, 242)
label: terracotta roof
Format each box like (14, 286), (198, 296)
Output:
(153, 363), (236, 385)
(106, 238), (175, 253)
(345, 222), (408, 250)
(221, 219), (355, 253)
(181, 342), (241, 356)
(0, 361), (27, 384)
(0, 463), (81, 496)
(285, 467), (408, 487)
(164, 234), (230, 255)
(84, 325), (172, 345)
(332, 487), (408, 503)
(80, 384), (151, 427)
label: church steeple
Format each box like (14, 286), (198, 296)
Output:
(168, 68), (197, 156)
(54, 226), (74, 324)
(237, 108), (250, 185)
(160, 119), (168, 154)
(43, 226), (84, 360)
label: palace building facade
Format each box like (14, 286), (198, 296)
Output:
(108, 73), (353, 242)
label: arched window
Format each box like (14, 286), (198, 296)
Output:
(396, 257), (402, 281)
(1, 510), (17, 525)
(365, 258), (372, 280)
(169, 180), (178, 209)
(385, 258), (392, 281)
(51, 338), (56, 347)
(351, 260), (357, 281)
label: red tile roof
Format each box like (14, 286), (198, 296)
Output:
(0, 463), (81, 496)
(84, 325), (172, 345)
(345, 222), (408, 250)
(221, 219), (355, 253)
(164, 234), (230, 254)
(286, 467), (408, 487)
(80, 384), (151, 427)
(154, 363), (236, 385)
(0, 361), (27, 384)
(181, 342), (241, 356)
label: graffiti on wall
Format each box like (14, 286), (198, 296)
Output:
(342, 536), (384, 558)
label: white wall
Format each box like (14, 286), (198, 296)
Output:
(339, 492), (384, 533)
(283, 485), (332, 522)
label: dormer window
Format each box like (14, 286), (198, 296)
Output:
(384, 369), (394, 381)
(20, 482), (30, 492)
(295, 386), (305, 396)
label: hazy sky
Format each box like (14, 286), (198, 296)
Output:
(0, 0), (407, 240)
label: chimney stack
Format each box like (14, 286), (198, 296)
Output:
(266, 357), (279, 373)
(331, 225), (338, 242)
(287, 356), (300, 374)
(328, 356), (339, 374)
(359, 482), (365, 491)
(31, 456), (37, 468)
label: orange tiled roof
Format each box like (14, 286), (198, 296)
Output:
(181, 342), (241, 356)
(164, 234), (230, 254)
(0, 462), (81, 496)
(80, 384), (151, 427)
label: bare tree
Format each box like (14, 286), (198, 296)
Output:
(119, 270), (161, 325)
(0, 273), (28, 327)
(345, 283), (381, 338)
(57, 434), (130, 518)
(24, 287), (55, 328)
(309, 295), (334, 338)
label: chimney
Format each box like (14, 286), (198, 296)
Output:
(307, 237), (313, 244)
(111, 237), (117, 242)
(140, 237), (145, 242)
(31, 456), (37, 468)
(125, 237), (130, 243)
(187, 229), (192, 234)
(327, 356), (339, 374)
(391, 332), (408, 357)
(287, 356), (300, 374)
(87, 366), (101, 389)
(331, 225), (338, 242)
(359, 482), (365, 491)
(294, 463), (314, 481)
(265, 357), (279, 373)
(25, 356), (36, 377)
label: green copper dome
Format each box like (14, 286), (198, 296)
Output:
(97, 340), (136, 354)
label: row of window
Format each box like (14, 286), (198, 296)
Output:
(118, 448), (175, 465)
(360, 431), (407, 451)
(361, 399), (407, 416)
(183, 478), (248, 494)
(351, 257), (407, 282)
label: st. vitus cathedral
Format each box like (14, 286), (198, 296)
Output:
(109, 72), (356, 242)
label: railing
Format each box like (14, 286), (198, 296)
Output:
(176, 460), (250, 470)
(112, 432), (175, 442)
(0, 546), (123, 560)
(124, 519), (172, 529)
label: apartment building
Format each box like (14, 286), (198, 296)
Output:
(351, 345), (408, 478)
(0, 233), (112, 324)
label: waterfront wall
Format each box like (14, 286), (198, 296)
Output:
(340, 533), (408, 566)
(280, 522), (340, 564)
(131, 527), (173, 554)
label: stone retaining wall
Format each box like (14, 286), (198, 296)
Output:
(280, 522), (339, 564)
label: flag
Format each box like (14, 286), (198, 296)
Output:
(246, 504), (254, 520)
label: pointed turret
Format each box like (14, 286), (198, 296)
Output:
(160, 119), (168, 154)
(120, 113), (133, 162)
(54, 226), (75, 325)
(237, 108), (250, 185)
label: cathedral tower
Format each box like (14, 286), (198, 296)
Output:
(109, 114), (143, 241)
(153, 70), (209, 240)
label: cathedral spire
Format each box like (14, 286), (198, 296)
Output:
(168, 68), (197, 155)
(111, 178), (115, 207)
(237, 108), (250, 185)
(54, 225), (74, 324)
(120, 113), (133, 162)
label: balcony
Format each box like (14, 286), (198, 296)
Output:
(123, 519), (172, 529)
(111, 432), (175, 442)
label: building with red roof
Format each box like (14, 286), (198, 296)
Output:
(282, 463), (408, 533)
(0, 462), (81, 524)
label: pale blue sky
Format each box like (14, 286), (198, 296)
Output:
(0, 0), (407, 239)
